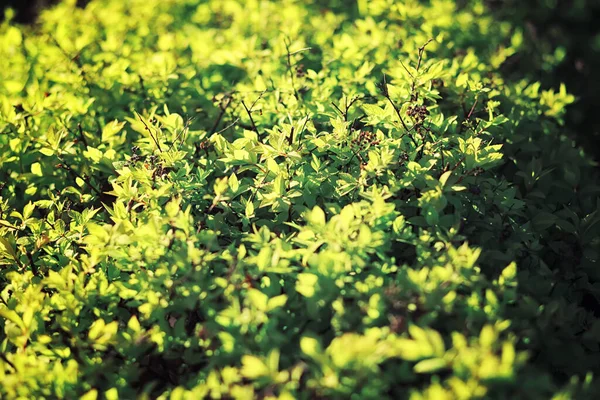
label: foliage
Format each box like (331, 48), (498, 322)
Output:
(484, 0), (600, 160)
(0, 0), (599, 398)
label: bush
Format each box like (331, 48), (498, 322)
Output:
(0, 0), (599, 398)
(484, 0), (600, 161)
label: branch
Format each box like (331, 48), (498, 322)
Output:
(466, 97), (479, 120)
(380, 74), (418, 147)
(134, 111), (163, 152)
(209, 95), (233, 135)
(0, 220), (19, 231)
(283, 37), (299, 99)
(77, 123), (89, 147)
(416, 38), (434, 72)
(57, 158), (102, 196)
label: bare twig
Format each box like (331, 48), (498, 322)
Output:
(240, 90), (266, 134)
(0, 353), (16, 371)
(167, 116), (194, 152)
(398, 59), (414, 79)
(57, 158), (102, 196)
(0, 220), (19, 231)
(416, 38), (434, 72)
(241, 100), (258, 133)
(297, 114), (310, 145)
(288, 126), (295, 146)
(283, 47), (312, 57)
(331, 102), (345, 118)
(283, 37), (299, 99)
(134, 111), (163, 152)
(215, 118), (240, 135)
(466, 97), (479, 120)
(332, 96), (363, 122)
(380, 74), (418, 146)
(209, 95), (233, 135)
(77, 123), (89, 147)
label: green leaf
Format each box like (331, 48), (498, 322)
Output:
(267, 294), (287, 311)
(127, 316), (141, 332)
(31, 162), (43, 176)
(229, 173), (239, 193)
(39, 147), (55, 156)
(247, 289), (268, 311)
(0, 308), (25, 330)
(532, 211), (557, 230)
(245, 200), (255, 218)
(166, 197), (181, 218)
(241, 355), (269, 379)
(479, 325), (496, 349)
(501, 262), (517, 281)
(439, 170), (452, 187)
(413, 358), (448, 373)
(307, 206), (326, 227)
(267, 158), (280, 174)
(311, 153), (321, 172)
(0, 236), (18, 262)
(88, 319), (106, 341)
(80, 390), (98, 400)
(300, 336), (322, 358)
(296, 273), (318, 298)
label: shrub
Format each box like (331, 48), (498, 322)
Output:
(484, 0), (600, 160)
(0, 0), (599, 398)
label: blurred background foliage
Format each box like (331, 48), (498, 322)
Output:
(484, 0), (600, 161)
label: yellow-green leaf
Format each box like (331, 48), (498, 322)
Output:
(31, 162), (43, 176)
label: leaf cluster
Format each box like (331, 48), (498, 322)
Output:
(0, 0), (599, 399)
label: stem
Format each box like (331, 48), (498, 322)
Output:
(241, 100), (258, 133)
(466, 97), (479, 120)
(134, 111), (163, 152)
(283, 37), (299, 99)
(381, 74), (418, 147)
(77, 123), (89, 147)
(58, 158), (102, 196)
(0, 220), (19, 231)
(209, 96), (232, 135)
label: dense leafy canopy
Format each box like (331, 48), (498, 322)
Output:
(1, 0), (599, 399)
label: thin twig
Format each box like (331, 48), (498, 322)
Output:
(288, 126), (295, 146)
(332, 96), (362, 122)
(215, 118), (240, 135)
(167, 116), (194, 152)
(0, 353), (16, 371)
(240, 90), (266, 134)
(345, 96), (362, 113)
(380, 74), (418, 146)
(58, 158), (102, 196)
(209, 95), (232, 135)
(416, 38), (434, 72)
(241, 100), (258, 133)
(398, 59), (414, 79)
(134, 111), (163, 152)
(0, 220), (19, 231)
(331, 102), (345, 118)
(77, 123), (89, 147)
(283, 47), (312, 57)
(283, 37), (299, 99)
(297, 114), (311, 145)
(466, 97), (479, 120)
